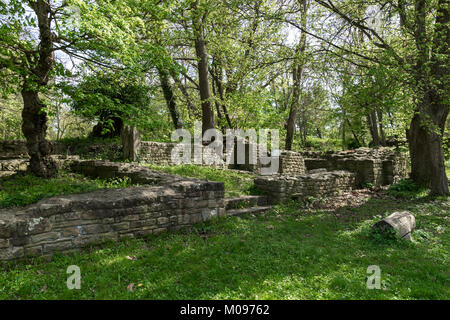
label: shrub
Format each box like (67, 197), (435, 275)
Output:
(387, 179), (428, 199)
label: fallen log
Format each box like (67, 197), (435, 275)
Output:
(372, 211), (416, 241)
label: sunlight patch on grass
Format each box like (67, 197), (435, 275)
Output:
(1, 195), (448, 300)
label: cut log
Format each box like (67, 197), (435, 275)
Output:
(372, 211), (416, 241)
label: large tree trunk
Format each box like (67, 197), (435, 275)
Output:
(158, 68), (183, 129)
(192, 0), (215, 134)
(21, 0), (56, 177)
(21, 88), (56, 177)
(408, 0), (449, 195)
(408, 110), (448, 195)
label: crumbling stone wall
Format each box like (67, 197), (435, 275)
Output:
(303, 148), (409, 186)
(254, 170), (356, 204)
(139, 141), (230, 168)
(0, 161), (225, 261)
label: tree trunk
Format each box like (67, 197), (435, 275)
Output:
(21, 88), (56, 177)
(285, 101), (298, 150)
(20, 0), (56, 177)
(377, 110), (386, 146)
(408, 110), (448, 195)
(368, 111), (380, 147)
(407, 0), (449, 195)
(192, 0), (215, 134)
(211, 61), (232, 128)
(158, 68), (183, 129)
(285, 0), (307, 150)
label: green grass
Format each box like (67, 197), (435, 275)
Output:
(0, 171), (136, 209)
(1, 195), (448, 299)
(145, 164), (259, 197)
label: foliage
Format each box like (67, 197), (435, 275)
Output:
(387, 179), (429, 200)
(0, 94), (23, 140)
(299, 136), (342, 151)
(64, 71), (157, 137)
(0, 171), (136, 209)
(1, 196), (448, 299)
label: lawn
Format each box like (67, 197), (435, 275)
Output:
(145, 164), (258, 197)
(1, 193), (448, 299)
(0, 171), (136, 209)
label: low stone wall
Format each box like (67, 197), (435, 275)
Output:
(139, 141), (230, 168)
(254, 170), (356, 204)
(0, 161), (225, 261)
(0, 140), (122, 160)
(139, 141), (176, 165)
(303, 148), (409, 186)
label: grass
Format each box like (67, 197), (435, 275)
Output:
(1, 194), (448, 300)
(145, 164), (259, 197)
(0, 171), (136, 209)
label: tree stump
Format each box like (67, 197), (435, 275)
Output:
(372, 211), (416, 241)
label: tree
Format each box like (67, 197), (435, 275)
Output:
(285, 0), (309, 150)
(0, 0), (145, 176)
(313, 0), (449, 195)
(190, 0), (215, 134)
(66, 71), (153, 138)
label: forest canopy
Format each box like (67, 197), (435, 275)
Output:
(0, 0), (448, 194)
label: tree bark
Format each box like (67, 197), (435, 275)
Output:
(192, 0), (215, 134)
(376, 110), (386, 146)
(21, 86), (56, 177)
(285, 0), (307, 150)
(158, 68), (183, 129)
(367, 111), (380, 147)
(21, 0), (57, 177)
(407, 0), (449, 195)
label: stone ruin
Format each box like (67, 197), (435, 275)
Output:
(0, 160), (226, 261)
(254, 147), (409, 204)
(0, 139), (410, 261)
(302, 148), (409, 185)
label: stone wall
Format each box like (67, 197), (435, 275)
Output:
(139, 141), (176, 165)
(139, 141), (230, 168)
(0, 141), (407, 182)
(0, 161), (225, 261)
(279, 150), (306, 176)
(0, 140), (122, 160)
(303, 148), (409, 186)
(254, 170), (357, 204)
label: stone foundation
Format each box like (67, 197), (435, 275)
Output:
(254, 170), (356, 204)
(0, 161), (225, 262)
(303, 148), (409, 186)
